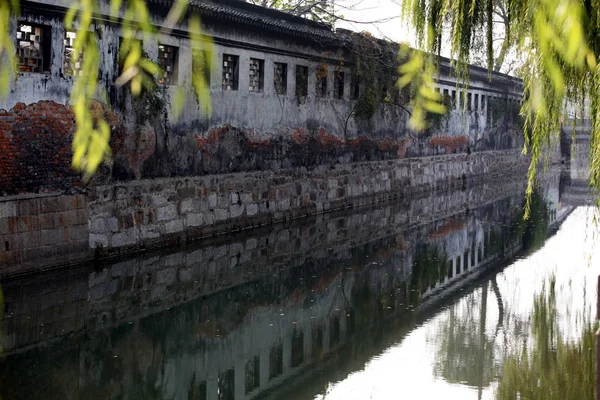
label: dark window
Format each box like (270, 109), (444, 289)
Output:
(334, 71), (344, 99)
(316, 65), (327, 97)
(245, 356), (260, 394)
(218, 369), (234, 400)
(330, 315), (340, 346)
(351, 75), (360, 99)
(451, 90), (457, 107)
(158, 44), (178, 85)
(467, 92), (472, 110)
(291, 328), (304, 367)
(274, 62), (287, 95)
(296, 65), (308, 98)
(471, 247), (476, 267)
(17, 23), (51, 73)
(312, 326), (323, 359)
(474, 93), (479, 111)
(478, 246), (483, 263)
(249, 58), (264, 92)
(188, 381), (207, 400)
(192, 49), (211, 87)
(447, 260), (453, 278)
(346, 311), (355, 335)
(269, 343), (283, 379)
(464, 250), (469, 269)
(456, 256), (461, 274)
(481, 94), (486, 111)
(222, 54), (239, 91)
(63, 30), (82, 76)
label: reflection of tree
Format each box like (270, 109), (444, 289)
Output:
(433, 283), (498, 391)
(520, 186), (550, 253)
(496, 277), (596, 400)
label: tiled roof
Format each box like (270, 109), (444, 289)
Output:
(150, 0), (343, 43)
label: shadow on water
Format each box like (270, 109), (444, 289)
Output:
(0, 170), (583, 400)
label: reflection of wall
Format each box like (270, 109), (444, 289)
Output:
(0, 171), (564, 400)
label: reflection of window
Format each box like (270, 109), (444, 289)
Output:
(249, 58), (264, 92)
(222, 54), (239, 91)
(158, 44), (178, 85)
(464, 250), (469, 269)
(330, 315), (340, 346)
(192, 49), (211, 87)
(218, 369), (234, 400)
(334, 71), (344, 99)
(346, 311), (355, 335)
(245, 356), (260, 394)
(291, 328), (304, 367)
(17, 23), (51, 73)
(447, 260), (453, 278)
(296, 65), (308, 98)
(274, 62), (287, 95)
(63, 31), (82, 76)
(312, 326), (323, 358)
(269, 343), (283, 379)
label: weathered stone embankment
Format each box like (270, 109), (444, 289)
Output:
(0, 150), (530, 275)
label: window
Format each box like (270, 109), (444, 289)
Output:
(451, 90), (457, 107)
(481, 94), (486, 111)
(296, 65), (308, 98)
(274, 62), (287, 95)
(63, 30), (82, 76)
(464, 250), (469, 269)
(192, 49), (212, 87)
(334, 71), (344, 99)
(269, 343), (283, 379)
(222, 54), (239, 91)
(467, 92), (472, 110)
(447, 260), (453, 278)
(330, 315), (340, 346)
(245, 356), (260, 394)
(316, 65), (328, 98)
(291, 328), (304, 367)
(158, 44), (178, 85)
(351, 75), (360, 100)
(249, 58), (264, 92)
(218, 369), (235, 400)
(474, 93), (479, 111)
(17, 23), (51, 73)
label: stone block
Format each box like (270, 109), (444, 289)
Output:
(90, 217), (119, 234)
(41, 228), (65, 246)
(180, 199), (194, 213)
(165, 219), (184, 234)
(214, 208), (228, 221)
(208, 193), (218, 208)
(89, 268), (109, 287)
(246, 204), (258, 217)
(186, 213), (203, 227)
(231, 192), (239, 205)
(68, 225), (89, 242)
(0, 202), (17, 218)
(278, 198), (291, 211)
(204, 212), (215, 225)
(151, 195), (168, 206)
(141, 229), (160, 240)
(157, 204), (178, 221)
(230, 204), (244, 219)
(111, 230), (137, 248)
(156, 267), (177, 285)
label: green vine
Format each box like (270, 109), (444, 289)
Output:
(348, 32), (409, 121)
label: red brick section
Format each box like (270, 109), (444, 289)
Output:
(0, 101), (79, 195)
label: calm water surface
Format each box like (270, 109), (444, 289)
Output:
(0, 171), (597, 400)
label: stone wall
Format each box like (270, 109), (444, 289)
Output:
(0, 149), (531, 274)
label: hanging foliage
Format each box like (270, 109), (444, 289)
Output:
(400, 0), (600, 215)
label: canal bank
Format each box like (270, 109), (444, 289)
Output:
(0, 166), (576, 400)
(0, 149), (535, 276)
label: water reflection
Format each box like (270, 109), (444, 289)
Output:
(0, 170), (585, 400)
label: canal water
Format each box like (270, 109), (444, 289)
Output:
(0, 170), (597, 400)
